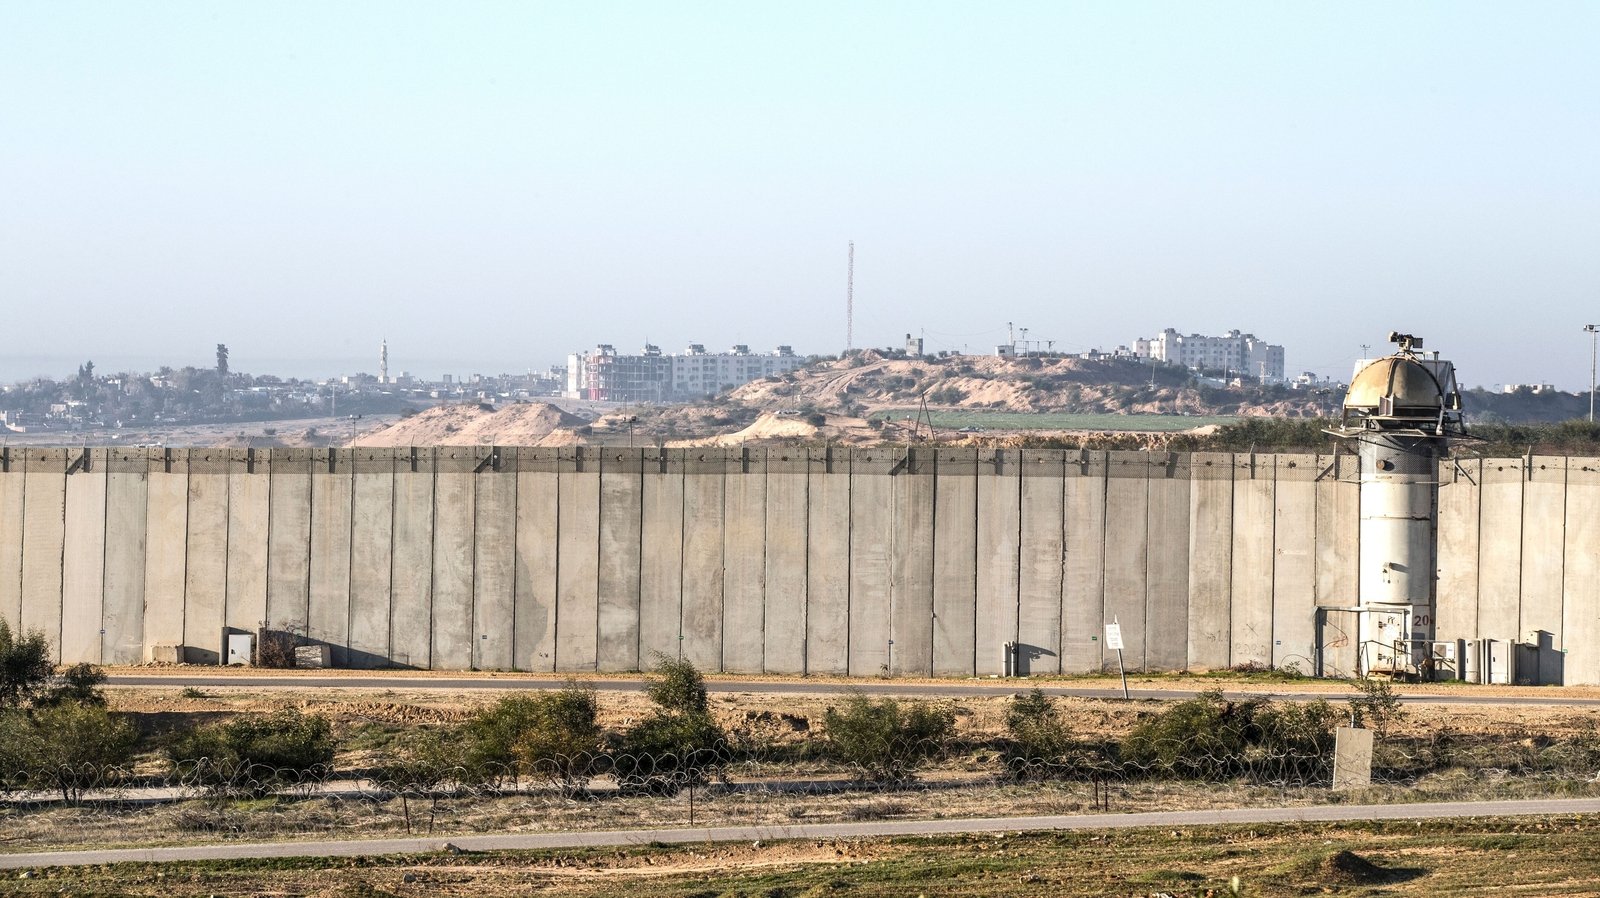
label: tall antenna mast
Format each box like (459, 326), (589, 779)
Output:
(846, 241), (855, 351)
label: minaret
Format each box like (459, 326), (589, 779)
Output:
(380, 339), (389, 384)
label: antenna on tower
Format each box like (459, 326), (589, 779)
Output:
(846, 241), (855, 352)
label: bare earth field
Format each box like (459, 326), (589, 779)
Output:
(8, 819), (1600, 897)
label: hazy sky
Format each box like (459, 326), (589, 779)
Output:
(3, 2), (1596, 387)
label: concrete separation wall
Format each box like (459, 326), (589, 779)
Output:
(3, 447), (1599, 683)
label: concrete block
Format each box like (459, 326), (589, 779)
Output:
(974, 449), (1020, 675)
(1062, 451), (1107, 674)
(1563, 458), (1600, 684)
(308, 449), (354, 668)
(1186, 453), (1232, 670)
(1017, 450), (1065, 675)
(806, 447), (850, 675)
(1435, 456), (1480, 641)
(0, 457), (23, 632)
(722, 448), (766, 672)
(20, 449), (68, 660)
(1103, 451), (1149, 670)
(849, 448), (896, 675)
(555, 447), (600, 671)
(182, 450), (229, 664)
(431, 448), (477, 670)
(514, 451), (560, 671)
(639, 449), (685, 667)
(1333, 726), (1374, 790)
(1145, 453), (1190, 672)
(225, 449), (269, 644)
(141, 450), (188, 663)
(1230, 454), (1274, 667)
(1520, 457), (1566, 655)
(103, 448), (150, 665)
(1271, 454), (1317, 674)
(295, 643), (333, 668)
(150, 644), (182, 664)
(932, 448), (978, 676)
(891, 448), (935, 676)
(679, 449), (726, 671)
(1477, 459), (1524, 641)
(473, 449), (518, 671)
(763, 448), (808, 674)
(1314, 452), (1359, 608)
(61, 449), (108, 665)
(390, 448), (435, 668)
(348, 449), (395, 668)
(598, 448), (644, 672)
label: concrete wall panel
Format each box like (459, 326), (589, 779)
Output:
(974, 450), (1020, 676)
(0, 453), (21, 631)
(848, 449), (894, 675)
(348, 450), (395, 668)
(1563, 459), (1600, 684)
(224, 451), (268, 643)
(1187, 453), (1233, 670)
(722, 449), (766, 672)
(513, 450), (560, 671)
(140, 451), (187, 662)
(763, 450), (808, 674)
(639, 450), (685, 667)
(390, 449), (435, 668)
(182, 451), (229, 664)
(680, 450), (725, 670)
(1230, 455), (1275, 667)
(598, 449), (644, 672)
(60, 451), (107, 665)
(431, 449), (477, 670)
(1314, 453), (1359, 608)
(266, 449), (312, 629)
(21, 450), (68, 658)
(473, 451), (517, 671)
(1017, 450), (1064, 675)
(1476, 459), (1523, 641)
(1271, 455), (1317, 674)
(1102, 451), (1149, 670)
(1520, 457), (1566, 651)
(555, 448), (600, 672)
(1062, 451), (1107, 673)
(103, 450), (150, 665)
(1145, 453), (1191, 672)
(308, 450), (353, 667)
(1435, 457), (1480, 641)
(932, 449), (978, 676)
(806, 448), (850, 675)
(891, 450), (935, 676)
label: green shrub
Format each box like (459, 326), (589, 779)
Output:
(614, 657), (725, 792)
(645, 655), (709, 716)
(1349, 678), (1406, 738)
(510, 685), (603, 795)
(0, 703), (138, 802)
(823, 693), (955, 784)
(1001, 689), (1078, 779)
(168, 709), (334, 794)
(35, 663), (108, 709)
(461, 684), (603, 789)
(1120, 689), (1338, 784)
(0, 620), (53, 709)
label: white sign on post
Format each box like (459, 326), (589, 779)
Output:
(1104, 623), (1124, 651)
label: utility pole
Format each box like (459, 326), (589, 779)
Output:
(846, 242), (854, 352)
(1586, 325), (1599, 423)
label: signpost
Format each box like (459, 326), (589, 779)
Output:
(1105, 618), (1129, 699)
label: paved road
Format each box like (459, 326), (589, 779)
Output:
(5, 797), (1600, 869)
(105, 674), (1600, 707)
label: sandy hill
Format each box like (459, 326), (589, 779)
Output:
(356, 402), (587, 447)
(666, 412), (905, 447)
(728, 354), (1330, 418)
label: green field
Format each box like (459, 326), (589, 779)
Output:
(872, 408), (1239, 432)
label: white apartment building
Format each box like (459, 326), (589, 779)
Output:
(566, 343), (802, 402)
(1133, 328), (1286, 381)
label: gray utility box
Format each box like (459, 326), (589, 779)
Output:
(226, 633), (254, 666)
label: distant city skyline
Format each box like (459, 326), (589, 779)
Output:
(3, 3), (1595, 390)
